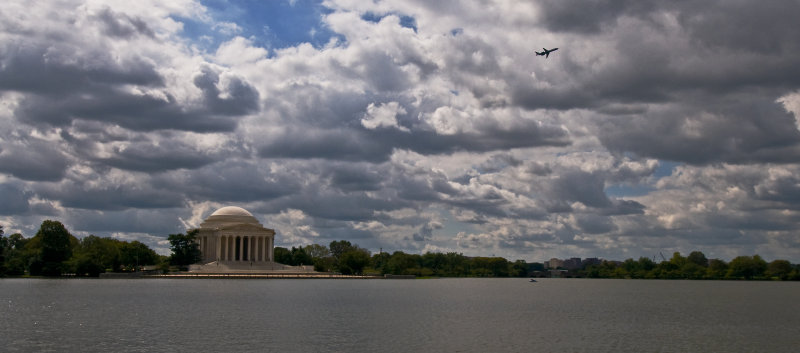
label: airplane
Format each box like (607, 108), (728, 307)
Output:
(535, 47), (558, 58)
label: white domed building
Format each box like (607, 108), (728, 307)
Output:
(194, 206), (275, 264)
(188, 206), (317, 274)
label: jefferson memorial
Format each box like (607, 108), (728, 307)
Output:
(188, 206), (312, 274)
(195, 206), (275, 263)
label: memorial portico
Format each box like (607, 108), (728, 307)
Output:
(194, 206), (275, 264)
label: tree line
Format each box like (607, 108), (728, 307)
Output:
(0, 221), (198, 277)
(2, 221), (797, 280)
(577, 251), (799, 281)
(276, 240), (535, 277)
(270, 243), (799, 280)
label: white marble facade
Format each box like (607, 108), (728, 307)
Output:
(194, 206), (275, 264)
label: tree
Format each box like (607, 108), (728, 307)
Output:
(0, 225), (6, 276)
(273, 247), (291, 264)
(3, 233), (28, 276)
(290, 247), (312, 266)
(687, 251), (709, 267)
(36, 220), (75, 276)
(510, 260), (529, 277)
(706, 258), (728, 279)
(727, 255), (767, 280)
(339, 248), (370, 275)
(119, 241), (159, 271)
(305, 244), (334, 272)
(385, 251), (420, 275)
(68, 235), (121, 276)
(168, 229), (201, 270)
(329, 240), (354, 267)
(765, 260), (793, 280)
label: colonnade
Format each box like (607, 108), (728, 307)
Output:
(198, 235), (273, 262)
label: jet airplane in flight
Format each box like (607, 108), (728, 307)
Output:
(535, 47), (558, 58)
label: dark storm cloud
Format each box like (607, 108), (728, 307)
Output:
(15, 90), (241, 132)
(0, 183), (31, 215)
(12, 69), (258, 133)
(0, 45), (162, 95)
(550, 170), (612, 209)
(413, 121), (570, 155)
(259, 119), (569, 162)
(35, 179), (184, 211)
(537, 0), (656, 34)
(598, 96), (800, 165)
(259, 128), (394, 162)
(325, 163), (384, 192)
(704, 210), (800, 232)
(66, 208), (186, 235)
(94, 139), (223, 172)
(193, 66), (260, 116)
(159, 160), (302, 203)
(94, 7), (156, 39)
(359, 51), (413, 92)
(519, 0), (800, 112)
(574, 213), (617, 234)
(266, 190), (409, 222)
(2, 45), (258, 133)
(540, 169), (645, 215)
(676, 1), (800, 55)
(412, 221), (441, 241)
(528, 0), (800, 168)
(475, 153), (522, 174)
(0, 139), (71, 182)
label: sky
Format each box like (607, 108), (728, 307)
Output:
(1, 0), (800, 262)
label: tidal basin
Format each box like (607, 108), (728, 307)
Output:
(2, 278), (798, 352)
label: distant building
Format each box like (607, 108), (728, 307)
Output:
(194, 206), (276, 264)
(563, 257), (582, 270)
(546, 258), (564, 269)
(582, 257), (601, 267)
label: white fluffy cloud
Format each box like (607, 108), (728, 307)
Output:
(1, 0), (799, 261)
(361, 102), (408, 131)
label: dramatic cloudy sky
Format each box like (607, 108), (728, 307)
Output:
(2, 0), (799, 262)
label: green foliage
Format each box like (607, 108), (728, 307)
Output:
(2, 233), (28, 276)
(119, 241), (159, 270)
(706, 258), (728, 278)
(274, 246), (314, 266)
(273, 247), (291, 264)
(304, 244), (330, 259)
(766, 260), (793, 280)
(68, 235), (121, 276)
(727, 255), (767, 280)
(329, 240), (354, 260)
(575, 251), (798, 281)
(168, 229), (201, 270)
(687, 251), (709, 267)
(339, 248), (370, 275)
(35, 220), (76, 276)
(290, 247), (313, 266)
(0, 225), (6, 276)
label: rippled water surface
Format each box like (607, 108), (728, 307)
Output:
(2, 278), (798, 352)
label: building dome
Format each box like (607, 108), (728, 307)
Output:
(210, 206), (253, 217)
(200, 206), (261, 228)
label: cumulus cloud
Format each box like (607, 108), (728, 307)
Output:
(1, 0), (799, 262)
(361, 101), (409, 132)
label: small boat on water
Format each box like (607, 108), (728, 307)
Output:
(529, 278), (537, 282)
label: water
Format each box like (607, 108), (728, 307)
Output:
(2, 278), (798, 352)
